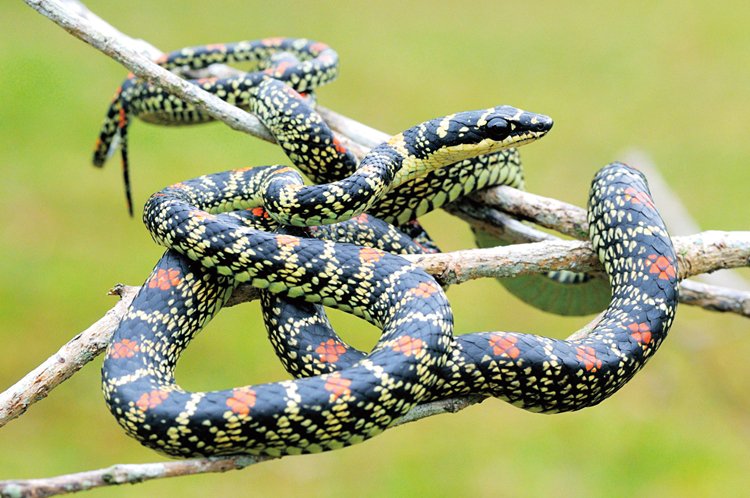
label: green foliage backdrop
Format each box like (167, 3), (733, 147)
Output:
(1, 1), (749, 496)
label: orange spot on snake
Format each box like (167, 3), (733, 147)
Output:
(250, 206), (270, 219)
(148, 268), (182, 291)
(359, 247), (385, 264)
(391, 336), (424, 357)
(196, 77), (218, 86)
(488, 334), (520, 359)
(309, 42), (330, 53)
(193, 210), (217, 221)
(628, 322), (653, 345)
(111, 338), (139, 359)
(271, 167), (294, 175)
(117, 107), (127, 129)
(623, 187), (655, 209)
(316, 339), (347, 363)
(332, 137), (348, 155)
(410, 281), (440, 298)
(264, 60), (292, 77)
(576, 346), (602, 372)
(136, 390), (169, 411)
(276, 234), (300, 247)
(324, 374), (352, 401)
(647, 254), (676, 281)
(226, 387), (257, 416)
(261, 37), (285, 46)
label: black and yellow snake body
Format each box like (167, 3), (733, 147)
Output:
(97, 40), (679, 458)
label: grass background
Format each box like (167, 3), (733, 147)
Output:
(1, 1), (749, 496)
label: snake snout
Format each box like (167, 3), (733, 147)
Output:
(494, 106), (553, 139)
(519, 111), (553, 134)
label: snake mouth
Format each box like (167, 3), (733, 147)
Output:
(506, 126), (552, 147)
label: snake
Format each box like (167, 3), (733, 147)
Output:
(101, 77), (678, 456)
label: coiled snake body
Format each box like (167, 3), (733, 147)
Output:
(98, 40), (679, 458)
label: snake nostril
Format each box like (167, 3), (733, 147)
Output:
(516, 112), (552, 133)
(532, 114), (553, 132)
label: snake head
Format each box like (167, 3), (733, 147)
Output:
(484, 105), (553, 145)
(395, 105), (553, 173)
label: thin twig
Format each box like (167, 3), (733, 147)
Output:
(473, 185), (589, 238)
(0, 456), (271, 498)
(404, 232), (750, 284)
(677, 280), (750, 315)
(0, 285), (137, 429)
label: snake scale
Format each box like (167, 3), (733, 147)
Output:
(96, 38), (679, 457)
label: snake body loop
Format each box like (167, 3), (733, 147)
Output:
(104, 244), (452, 457)
(102, 103), (562, 456)
(266, 164), (679, 411)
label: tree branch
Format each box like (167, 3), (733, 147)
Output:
(0, 455), (270, 498)
(23, 0), (278, 142)
(0, 394), (488, 498)
(3, 230), (748, 430)
(6, 0), (748, 495)
(22, 0), (371, 159)
(0, 285), (137, 429)
(449, 189), (750, 315)
(472, 185), (589, 238)
(403, 232), (750, 284)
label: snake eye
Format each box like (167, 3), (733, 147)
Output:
(486, 116), (510, 141)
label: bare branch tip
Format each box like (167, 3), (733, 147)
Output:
(107, 283), (126, 297)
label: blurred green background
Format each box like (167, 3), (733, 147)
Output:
(2, 1), (749, 496)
